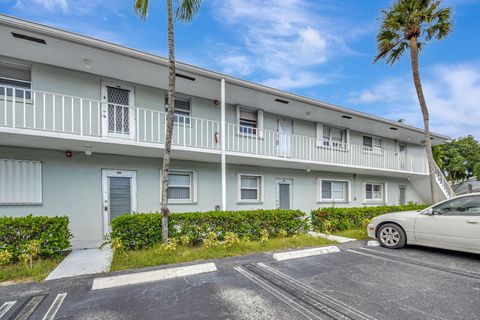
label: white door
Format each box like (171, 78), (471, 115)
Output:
(102, 170), (137, 235)
(101, 82), (136, 139)
(414, 195), (480, 251)
(276, 178), (293, 209)
(277, 119), (293, 157)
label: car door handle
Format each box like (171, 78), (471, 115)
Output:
(466, 220), (479, 224)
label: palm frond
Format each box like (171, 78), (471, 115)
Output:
(176, 0), (202, 22)
(134, 0), (149, 19)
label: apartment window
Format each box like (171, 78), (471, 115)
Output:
(0, 62), (32, 99)
(323, 126), (346, 147)
(363, 136), (382, 152)
(165, 96), (191, 125)
(366, 183), (384, 202)
(239, 108), (258, 135)
(0, 159), (42, 205)
(238, 174), (262, 202)
(166, 170), (196, 203)
(320, 180), (348, 201)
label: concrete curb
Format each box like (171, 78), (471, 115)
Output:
(272, 246), (340, 261)
(91, 262), (217, 290)
(308, 231), (357, 243)
(367, 240), (380, 247)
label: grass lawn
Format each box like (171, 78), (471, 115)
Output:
(331, 228), (371, 240)
(0, 255), (65, 284)
(111, 235), (336, 272)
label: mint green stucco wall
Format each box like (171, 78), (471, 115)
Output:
(0, 146), (424, 248)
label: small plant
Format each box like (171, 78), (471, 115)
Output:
(18, 240), (41, 269)
(0, 250), (13, 265)
(322, 220), (333, 235)
(223, 232), (241, 248)
(179, 235), (191, 247)
(156, 238), (179, 253)
(111, 237), (125, 253)
(278, 229), (288, 238)
(361, 218), (371, 230)
(260, 229), (269, 243)
(203, 232), (220, 249)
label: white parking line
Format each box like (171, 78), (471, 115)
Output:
(42, 293), (67, 320)
(0, 301), (16, 319)
(234, 266), (319, 320)
(13, 295), (45, 320)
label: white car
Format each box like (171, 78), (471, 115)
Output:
(367, 193), (480, 254)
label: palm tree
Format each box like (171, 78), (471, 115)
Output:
(134, 0), (202, 242)
(374, 0), (452, 203)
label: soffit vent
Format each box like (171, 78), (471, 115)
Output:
(12, 32), (47, 44)
(176, 73), (196, 81)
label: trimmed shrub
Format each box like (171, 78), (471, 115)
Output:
(111, 209), (309, 249)
(311, 204), (429, 233)
(0, 215), (73, 261)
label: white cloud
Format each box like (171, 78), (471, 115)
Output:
(15, 0), (68, 12)
(212, 0), (350, 90)
(348, 63), (480, 139)
(13, 0), (107, 14)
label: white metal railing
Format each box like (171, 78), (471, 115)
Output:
(226, 123), (428, 174)
(0, 85), (429, 173)
(0, 85), (220, 150)
(434, 162), (455, 199)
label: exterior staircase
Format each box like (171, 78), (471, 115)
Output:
(434, 163), (455, 200)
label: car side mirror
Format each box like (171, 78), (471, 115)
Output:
(423, 208), (437, 215)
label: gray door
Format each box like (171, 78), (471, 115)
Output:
(399, 186), (406, 205)
(276, 179), (293, 209)
(109, 177), (132, 221)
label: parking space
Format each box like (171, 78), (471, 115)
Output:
(1, 244), (479, 319)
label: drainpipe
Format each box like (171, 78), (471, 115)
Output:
(221, 78), (227, 211)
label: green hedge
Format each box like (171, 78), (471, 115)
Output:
(0, 215), (73, 260)
(111, 209), (309, 249)
(311, 204), (429, 232)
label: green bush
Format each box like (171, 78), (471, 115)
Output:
(311, 204), (429, 233)
(0, 215), (73, 261)
(111, 209), (309, 249)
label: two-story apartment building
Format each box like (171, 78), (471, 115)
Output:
(0, 15), (455, 248)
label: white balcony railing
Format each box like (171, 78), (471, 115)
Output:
(0, 86), (428, 173)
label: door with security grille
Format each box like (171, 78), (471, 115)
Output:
(101, 83), (136, 139)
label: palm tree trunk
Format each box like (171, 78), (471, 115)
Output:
(409, 37), (437, 204)
(161, 0), (176, 242)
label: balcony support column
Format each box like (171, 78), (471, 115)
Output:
(221, 78), (227, 211)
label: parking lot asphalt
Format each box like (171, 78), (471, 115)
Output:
(1, 242), (480, 320)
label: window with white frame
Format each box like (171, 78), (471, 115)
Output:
(166, 170), (195, 202)
(238, 174), (262, 202)
(239, 108), (258, 135)
(320, 180), (348, 201)
(323, 126), (346, 147)
(365, 183), (384, 201)
(0, 61), (32, 99)
(165, 96), (191, 125)
(0, 159), (42, 205)
(363, 136), (382, 152)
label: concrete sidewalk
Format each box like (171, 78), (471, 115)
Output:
(45, 246), (113, 281)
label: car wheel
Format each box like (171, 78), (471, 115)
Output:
(377, 223), (406, 249)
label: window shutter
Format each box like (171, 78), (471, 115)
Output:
(315, 122), (323, 147)
(346, 129), (350, 145)
(0, 63), (31, 82)
(384, 183), (388, 204)
(257, 109), (264, 138)
(0, 159), (42, 204)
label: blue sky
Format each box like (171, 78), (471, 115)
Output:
(1, 0), (479, 139)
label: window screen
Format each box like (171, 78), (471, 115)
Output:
(167, 171), (192, 200)
(240, 175), (260, 201)
(165, 96), (191, 125)
(0, 62), (32, 99)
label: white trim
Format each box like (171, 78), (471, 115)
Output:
(101, 169), (137, 235)
(364, 181), (385, 204)
(101, 81), (136, 139)
(317, 178), (350, 203)
(275, 178), (293, 209)
(160, 169), (197, 204)
(237, 173), (264, 203)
